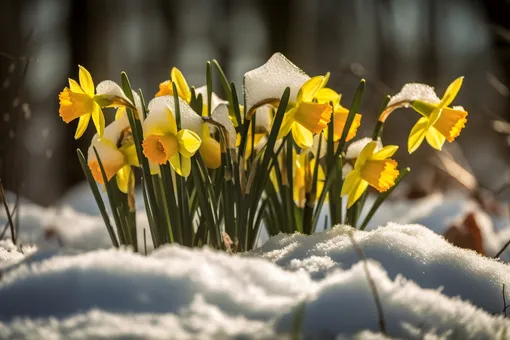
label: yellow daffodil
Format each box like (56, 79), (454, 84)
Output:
(198, 103), (237, 169)
(155, 67), (192, 103)
(59, 66), (141, 139)
(315, 88), (362, 142)
(142, 96), (202, 177)
(236, 105), (272, 159)
(59, 66), (106, 139)
(276, 75), (332, 148)
(408, 77), (467, 153)
(244, 53), (332, 149)
(341, 141), (399, 208)
(383, 77), (467, 154)
(294, 151), (324, 208)
(87, 111), (139, 193)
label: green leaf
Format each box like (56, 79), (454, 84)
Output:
(77, 149), (119, 248)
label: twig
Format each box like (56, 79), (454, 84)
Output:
(0, 204), (18, 239)
(0, 178), (16, 244)
(503, 284), (508, 317)
(347, 230), (387, 335)
(496, 239), (510, 259)
(143, 228), (147, 256)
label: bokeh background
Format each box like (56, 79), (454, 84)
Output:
(1, 0), (510, 206)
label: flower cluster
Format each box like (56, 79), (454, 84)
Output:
(60, 53), (467, 251)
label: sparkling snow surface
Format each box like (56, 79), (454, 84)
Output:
(1, 185), (510, 339)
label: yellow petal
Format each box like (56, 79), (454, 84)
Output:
(439, 77), (463, 108)
(121, 144), (139, 167)
(354, 141), (377, 169)
(292, 123), (314, 149)
(142, 134), (178, 164)
(78, 65), (95, 97)
(170, 153), (192, 177)
(163, 104), (178, 136)
(373, 145), (399, 160)
(432, 107), (467, 142)
(297, 75), (327, 103)
(342, 170), (368, 208)
(315, 88), (340, 107)
(425, 127), (446, 150)
(408, 117), (429, 154)
(277, 108), (296, 140)
(68, 79), (84, 93)
(155, 80), (172, 97)
(293, 101), (331, 134)
(74, 114), (91, 139)
(116, 165), (132, 194)
(171, 67), (192, 103)
(91, 102), (105, 138)
(177, 129), (201, 157)
(115, 107), (126, 120)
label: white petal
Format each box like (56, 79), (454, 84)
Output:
(253, 105), (272, 133)
(345, 137), (383, 160)
(96, 80), (144, 120)
(211, 104), (237, 148)
(195, 86), (228, 113)
(309, 134), (327, 159)
(145, 95), (202, 136)
(387, 83), (441, 107)
(244, 53), (309, 112)
(87, 118), (128, 164)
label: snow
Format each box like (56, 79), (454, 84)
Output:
(2, 183), (510, 338)
(144, 95), (203, 135)
(387, 83), (441, 107)
(244, 53), (310, 112)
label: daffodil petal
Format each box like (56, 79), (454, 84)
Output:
(170, 154), (191, 177)
(316, 88), (341, 107)
(408, 117), (429, 153)
(277, 109), (296, 140)
(74, 114), (91, 139)
(425, 126), (446, 150)
(78, 65), (95, 96)
(341, 170), (369, 208)
(177, 129), (201, 157)
(440, 77), (463, 108)
(171, 67), (192, 103)
(116, 165), (132, 194)
(373, 145), (399, 160)
(354, 141), (377, 169)
(91, 102), (105, 138)
(69, 79), (84, 93)
(297, 75), (326, 103)
(292, 123), (314, 149)
(211, 104), (237, 148)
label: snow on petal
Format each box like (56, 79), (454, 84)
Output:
(387, 83), (441, 108)
(145, 95), (202, 135)
(211, 104), (237, 148)
(345, 137), (383, 160)
(244, 53), (310, 112)
(195, 85), (228, 113)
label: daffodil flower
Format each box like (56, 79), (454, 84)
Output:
(155, 67), (192, 103)
(87, 111), (139, 194)
(59, 66), (141, 139)
(198, 103), (237, 169)
(315, 88), (362, 142)
(244, 53), (332, 149)
(294, 150), (324, 208)
(59, 66), (106, 139)
(142, 96), (202, 177)
(384, 77), (467, 153)
(341, 141), (399, 208)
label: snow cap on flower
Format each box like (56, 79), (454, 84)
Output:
(96, 80), (144, 120)
(387, 83), (441, 108)
(345, 137), (383, 160)
(195, 85), (228, 114)
(208, 103), (237, 149)
(244, 53), (310, 116)
(143, 95), (202, 137)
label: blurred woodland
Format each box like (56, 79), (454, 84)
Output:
(1, 0), (510, 205)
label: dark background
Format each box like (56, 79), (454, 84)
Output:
(1, 0), (510, 206)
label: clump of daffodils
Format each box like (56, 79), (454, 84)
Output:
(61, 53), (468, 252)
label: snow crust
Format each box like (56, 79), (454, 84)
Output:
(1, 224), (510, 339)
(244, 53), (310, 111)
(387, 83), (441, 107)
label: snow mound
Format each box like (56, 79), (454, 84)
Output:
(253, 224), (510, 314)
(1, 225), (510, 339)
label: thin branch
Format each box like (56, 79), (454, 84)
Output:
(0, 178), (16, 244)
(347, 230), (387, 335)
